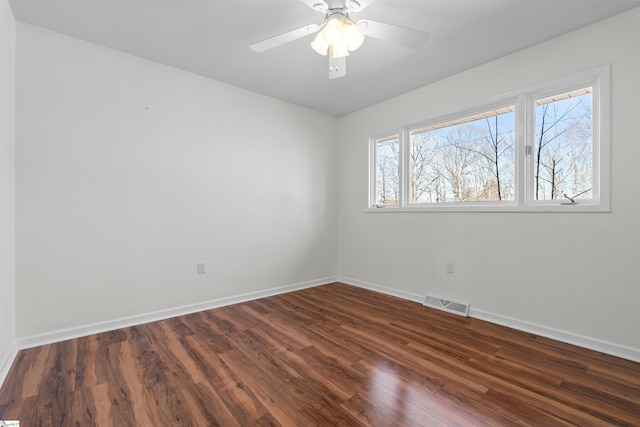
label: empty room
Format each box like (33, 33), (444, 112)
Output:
(1, 0), (639, 425)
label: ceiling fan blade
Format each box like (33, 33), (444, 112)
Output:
(249, 24), (319, 53)
(299, 0), (375, 13)
(359, 19), (429, 49)
(300, 0), (328, 11)
(345, 0), (376, 12)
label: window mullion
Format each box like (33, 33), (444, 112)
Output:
(516, 94), (531, 206)
(399, 128), (409, 207)
(368, 137), (377, 208)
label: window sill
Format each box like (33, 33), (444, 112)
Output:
(366, 202), (610, 213)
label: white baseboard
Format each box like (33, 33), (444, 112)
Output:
(339, 276), (640, 363)
(16, 276), (338, 352)
(0, 340), (19, 391)
(340, 276), (424, 304)
(470, 308), (640, 363)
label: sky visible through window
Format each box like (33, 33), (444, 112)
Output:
(409, 108), (515, 203)
(534, 89), (592, 201)
(375, 136), (399, 205)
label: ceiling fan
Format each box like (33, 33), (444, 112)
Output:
(249, 0), (430, 79)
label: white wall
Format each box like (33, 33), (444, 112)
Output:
(15, 23), (338, 337)
(338, 8), (640, 351)
(0, 0), (16, 378)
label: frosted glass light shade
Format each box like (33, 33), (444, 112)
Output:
(311, 32), (329, 55)
(331, 40), (350, 58)
(323, 18), (343, 44)
(344, 21), (365, 51)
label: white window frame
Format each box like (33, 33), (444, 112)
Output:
(367, 65), (611, 213)
(370, 133), (402, 208)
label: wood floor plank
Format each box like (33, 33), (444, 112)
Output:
(434, 384), (525, 427)
(89, 382), (114, 427)
(164, 315), (196, 339)
(75, 335), (100, 390)
(390, 318), (503, 359)
(181, 381), (242, 427)
(0, 344), (50, 405)
(1, 282), (639, 426)
(65, 385), (100, 427)
(275, 375), (361, 426)
(33, 339), (77, 426)
(0, 395), (37, 422)
(236, 305), (312, 352)
(146, 321), (207, 386)
(216, 349), (303, 426)
(264, 310), (364, 367)
(351, 359), (479, 427)
(297, 345), (364, 399)
(103, 341), (148, 427)
(215, 304), (264, 331)
(340, 391), (447, 427)
(181, 311), (235, 354)
(477, 382), (591, 427)
(182, 336), (269, 425)
(248, 413), (284, 427)
(340, 323), (490, 394)
(114, 339), (162, 425)
(126, 325), (197, 426)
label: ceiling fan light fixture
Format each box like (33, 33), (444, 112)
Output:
(311, 14), (365, 58)
(311, 31), (329, 55)
(322, 17), (344, 44)
(343, 20), (365, 51)
(331, 40), (350, 58)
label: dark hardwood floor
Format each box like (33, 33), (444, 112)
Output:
(1, 282), (639, 426)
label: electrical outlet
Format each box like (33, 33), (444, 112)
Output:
(445, 262), (455, 274)
(197, 262), (205, 275)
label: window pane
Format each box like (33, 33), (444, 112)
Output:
(534, 88), (592, 201)
(375, 136), (399, 205)
(409, 107), (515, 203)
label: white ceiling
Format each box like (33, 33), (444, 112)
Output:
(9, 0), (640, 116)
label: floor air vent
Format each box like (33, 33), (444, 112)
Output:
(423, 295), (470, 317)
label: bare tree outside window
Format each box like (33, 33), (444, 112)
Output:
(534, 88), (593, 201)
(410, 107), (515, 203)
(375, 136), (399, 205)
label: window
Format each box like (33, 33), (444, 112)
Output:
(368, 65), (610, 212)
(409, 105), (515, 204)
(373, 135), (400, 206)
(533, 88), (593, 202)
